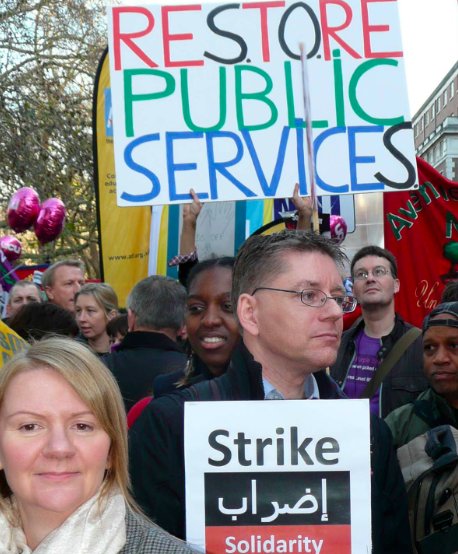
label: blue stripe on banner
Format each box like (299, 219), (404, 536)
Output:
(234, 201), (247, 252)
(245, 199), (265, 236)
(166, 204), (179, 279)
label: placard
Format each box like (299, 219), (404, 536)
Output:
(185, 399), (371, 553)
(107, 0), (417, 206)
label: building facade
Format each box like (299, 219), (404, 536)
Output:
(412, 61), (458, 182)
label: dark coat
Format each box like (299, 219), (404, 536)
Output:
(330, 314), (428, 418)
(386, 387), (458, 448)
(102, 331), (186, 412)
(129, 342), (412, 553)
(153, 355), (214, 397)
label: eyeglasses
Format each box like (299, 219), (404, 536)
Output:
(353, 266), (392, 281)
(252, 287), (357, 313)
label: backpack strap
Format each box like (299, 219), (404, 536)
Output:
(360, 326), (421, 399)
(186, 378), (222, 401)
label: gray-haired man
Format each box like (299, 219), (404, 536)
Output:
(103, 275), (187, 411)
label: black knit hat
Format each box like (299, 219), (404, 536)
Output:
(422, 301), (458, 333)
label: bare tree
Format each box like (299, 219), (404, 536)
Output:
(0, 0), (109, 277)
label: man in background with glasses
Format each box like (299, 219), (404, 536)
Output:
(331, 245), (427, 418)
(129, 231), (411, 553)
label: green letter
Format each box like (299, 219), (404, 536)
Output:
(235, 65), (278, 131)
(386, 212), (413, 241)
(124, 69), (175, 137)
(349, 59), (404, 126)
(445, 211), (458, 239)
(181, 67), (227, 131)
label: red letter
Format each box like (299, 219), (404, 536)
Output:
(112, 7), (158, 70)
(242, 1), (285, 62)
(361, 0), (402, 58)
(162, 5), (204, 67)
(320, 0), (361, 61)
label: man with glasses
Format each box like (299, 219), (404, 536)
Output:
(331, 245), (427, 418)
(129, 232), (411, 553)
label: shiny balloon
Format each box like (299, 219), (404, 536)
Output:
(330, 215), (348, 245)
(0, 236), (22, 262)
(7, 187), (41, 233)
(34, 198), (66, 245)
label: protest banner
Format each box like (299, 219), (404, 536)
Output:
(93, 47), (152, 305)
(0, 321), (26, 368)
(107, 0), (417, 207)
(384, 156), (458, 328)
(185, 400), (371, 553)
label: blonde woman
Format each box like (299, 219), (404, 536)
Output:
(0, 337), (196, 553)
(75, 283), (118, 355)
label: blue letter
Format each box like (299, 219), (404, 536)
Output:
(241, 127), (289, 197)
(314, 127), (349, 194)
(348, 125), (384, 192)
(122, 134), (161, 202)
(205, 131), (257, 200)
(166, 132), (209, 201)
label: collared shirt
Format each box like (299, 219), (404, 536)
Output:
(263, 374), (320, 400)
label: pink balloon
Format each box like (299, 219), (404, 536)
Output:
(0, 236), (22, 262)
(330, 215), (348, 245)
(34, 198), (66, 245)
(7, 187), (41, 233)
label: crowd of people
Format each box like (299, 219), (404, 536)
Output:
(0, 212), (457, 553)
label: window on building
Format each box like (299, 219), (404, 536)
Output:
(431, 104), (435, 118)
(437, 96), (441, 111)
(419, 118), (423, 131)
(451, 81), (455, 97)
(425, 111), (429, 125)
(444, 89), (448, 105)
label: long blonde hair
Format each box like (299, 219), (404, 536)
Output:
(0, 337), (135, 514)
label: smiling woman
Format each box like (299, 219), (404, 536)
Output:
(153, 257), (240, 398)
(0, 337), (196, 554)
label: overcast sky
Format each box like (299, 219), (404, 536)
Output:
(398, 0), (458, 115)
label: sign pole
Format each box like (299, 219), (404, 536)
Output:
(299, 42), (320, 234)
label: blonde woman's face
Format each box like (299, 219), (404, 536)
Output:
(75, 294), (111, 340)
(0, 368), (111, 529)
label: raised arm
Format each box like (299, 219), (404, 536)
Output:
(291, 183), (312, 231)
(179, 188), (203, 255)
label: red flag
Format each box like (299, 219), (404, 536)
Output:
(384, 157), (458, 327)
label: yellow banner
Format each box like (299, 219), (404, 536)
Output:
(94, 48), (151, 306)
(0, 321), (26, 368)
